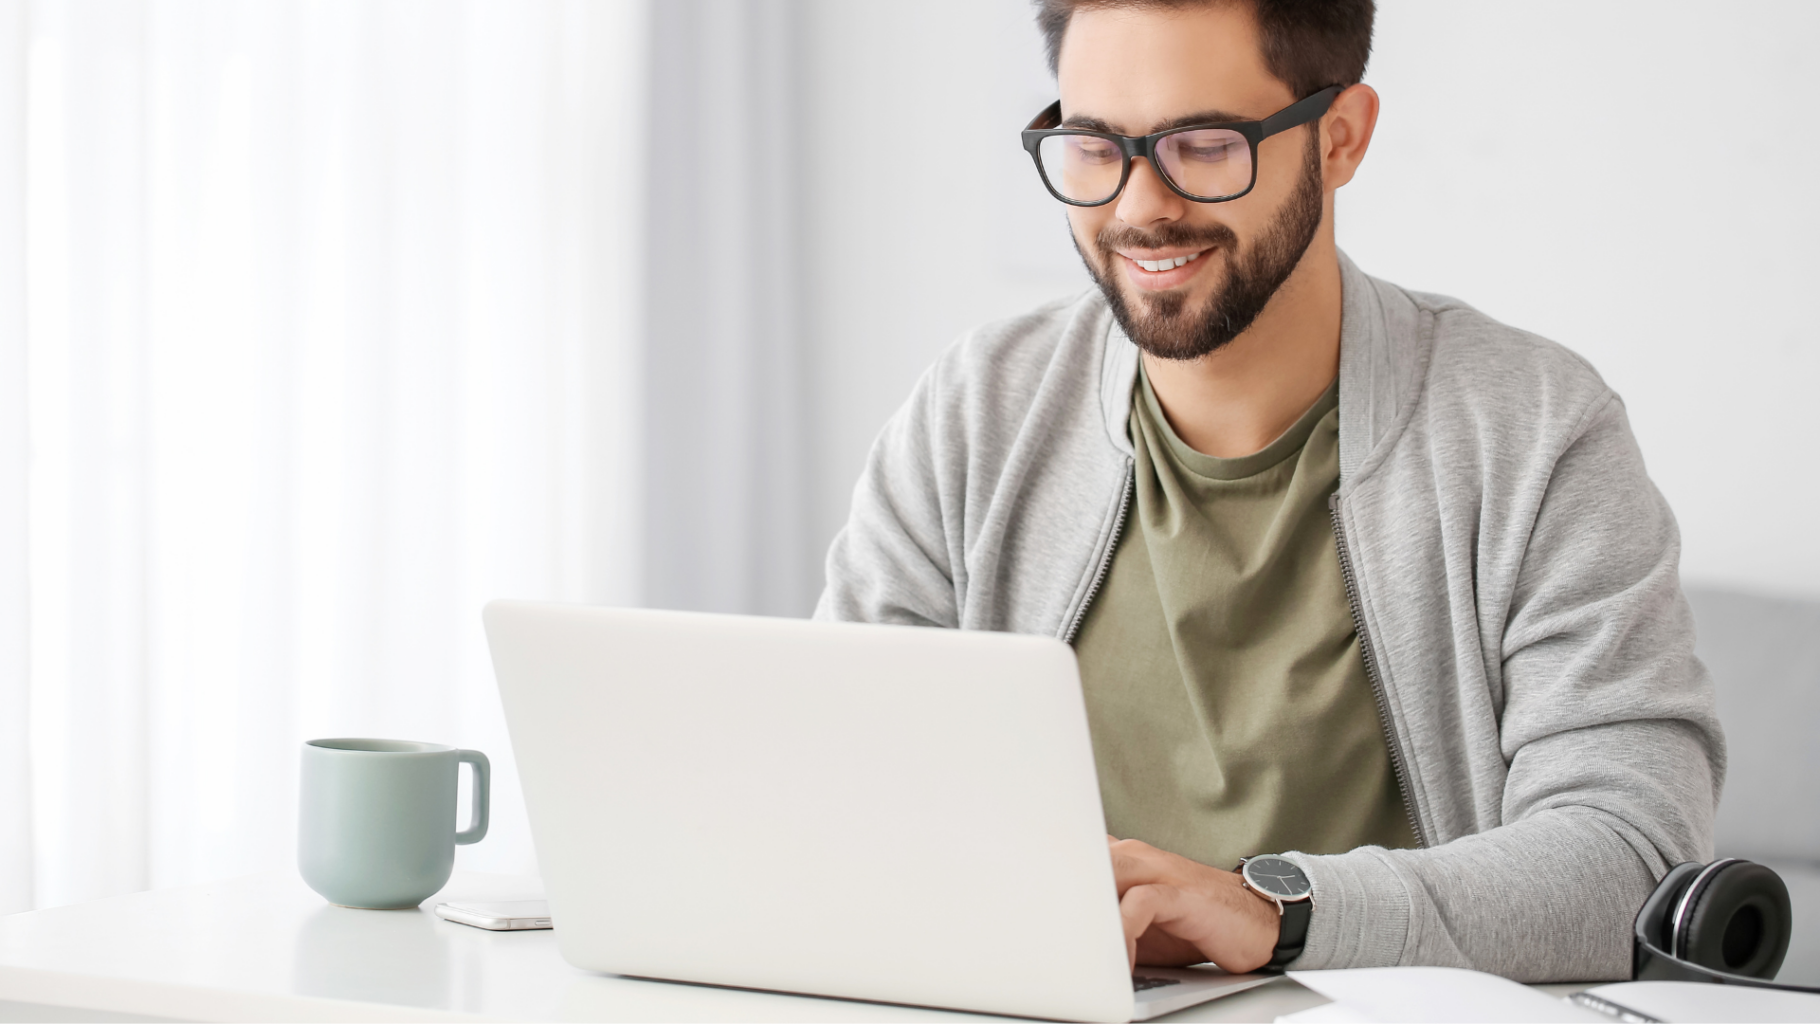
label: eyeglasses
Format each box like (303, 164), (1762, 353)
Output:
(1020, 85), (1341, 207)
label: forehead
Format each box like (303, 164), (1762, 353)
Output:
(1056, 4), (1294, 132)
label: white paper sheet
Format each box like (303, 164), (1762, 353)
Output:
(1277, 1000), (1375, 1022)
(1285, 967), (1607, 1023)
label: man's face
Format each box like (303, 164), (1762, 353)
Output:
(1056, 3), (1327, 360)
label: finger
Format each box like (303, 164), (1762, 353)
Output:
(1123, 879), (1278, 973)
(1110, 853), (1146, 896)
(1119, 883), (1177, 972)
(1108, 838), (1170, 894)
(1134, 926), (1210, 969)
(1121, 883), (1193, 974)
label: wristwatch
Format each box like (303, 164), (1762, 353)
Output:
(1237, 855), (1314, 969)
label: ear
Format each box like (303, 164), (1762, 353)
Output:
(1321, 83), (1379, 191)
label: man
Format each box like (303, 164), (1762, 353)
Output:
(816, 0), (1722, 983)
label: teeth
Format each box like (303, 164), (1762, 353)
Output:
(1134, 252), (1201, 272)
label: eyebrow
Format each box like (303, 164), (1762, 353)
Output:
(1061, 109), (1255, 134)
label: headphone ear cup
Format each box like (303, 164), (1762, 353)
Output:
(1677, 860), (1792, 980)
(1640, 862), (1704, 952)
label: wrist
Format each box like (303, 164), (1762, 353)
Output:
(1238, 855), (1314, 969)
(1241, 878), (1285, 964)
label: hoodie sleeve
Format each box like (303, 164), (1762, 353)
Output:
(814, 361), (964, 629)
(1283, 389), (1724, 982)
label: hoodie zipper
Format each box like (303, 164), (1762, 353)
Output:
(1062, 463), (1135, 645)
(1328, 491), (1430, 849)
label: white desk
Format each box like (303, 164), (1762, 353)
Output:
(0, 871), (1337, 1022)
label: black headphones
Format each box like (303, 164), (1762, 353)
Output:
(1633, 858), (1815, 991)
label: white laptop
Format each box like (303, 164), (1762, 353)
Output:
(482, 602), (1274, 1022)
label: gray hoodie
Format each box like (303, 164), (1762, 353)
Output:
(814, 253), (1723, 982)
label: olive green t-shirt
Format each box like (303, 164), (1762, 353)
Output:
(1072, 367), (1416, 868)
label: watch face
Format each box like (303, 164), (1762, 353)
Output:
(1243, 856), (1312, 900)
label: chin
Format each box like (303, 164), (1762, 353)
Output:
(1129, 280), (1210, 321)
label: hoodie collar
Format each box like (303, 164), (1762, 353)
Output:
(1097, 249), (1418, 485)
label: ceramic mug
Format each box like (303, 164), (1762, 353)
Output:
(298, 738), (490, 909)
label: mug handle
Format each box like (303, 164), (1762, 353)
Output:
(455, 749), (491, 845)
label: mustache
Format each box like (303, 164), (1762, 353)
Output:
(1094, 221), (1237, 257)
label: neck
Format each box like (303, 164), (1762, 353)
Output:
(1141, 226), (1342, 458)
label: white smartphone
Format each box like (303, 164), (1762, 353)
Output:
(434, 899), (552, 931)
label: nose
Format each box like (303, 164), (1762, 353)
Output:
(1114, 156), (1186, 229)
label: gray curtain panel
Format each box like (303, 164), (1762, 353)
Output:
(642, 0), (817, 617)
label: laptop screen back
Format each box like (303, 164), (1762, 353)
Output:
(484, 602), (1134, 1022)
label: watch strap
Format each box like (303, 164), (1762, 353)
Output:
(1269, 897), (1312, 968)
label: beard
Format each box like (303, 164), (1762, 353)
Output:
(1079, 128), (1325, 361)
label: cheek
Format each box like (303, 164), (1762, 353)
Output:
(1066, 208), (1108, 258)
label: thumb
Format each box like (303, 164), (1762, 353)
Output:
(1119, 883), (1167, 972)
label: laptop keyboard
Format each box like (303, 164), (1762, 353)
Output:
(1132, 975), (1182, 993)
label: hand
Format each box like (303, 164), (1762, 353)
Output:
(1107, 836), (1281, 974)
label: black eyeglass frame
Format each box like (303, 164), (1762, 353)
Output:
(1020, 85), (1343, 207)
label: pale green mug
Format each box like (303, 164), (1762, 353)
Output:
(298, 738), (490, 909)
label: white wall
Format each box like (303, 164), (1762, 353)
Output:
(1348, 2), (1820, 598)
(800, 0), (1820, 600)
(800, 0), (1087, 561)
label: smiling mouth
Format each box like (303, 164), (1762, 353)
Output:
(1128, 251), (1203, 273)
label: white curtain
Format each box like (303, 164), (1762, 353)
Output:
(0, 0), (647, 913)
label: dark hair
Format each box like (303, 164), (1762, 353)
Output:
(1034, 0), (1374, 100)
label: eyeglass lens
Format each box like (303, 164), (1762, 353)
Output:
(1036, 127), (1253, 204)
